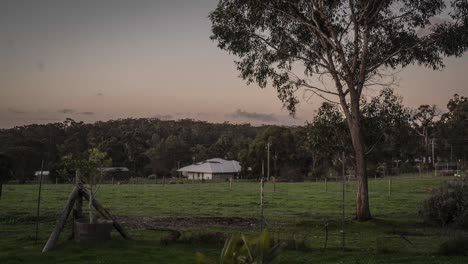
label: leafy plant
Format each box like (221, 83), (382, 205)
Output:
(438, 235), (468, 256)
(60, 148), (111, 223)
(419, 177), (468, 229)
(196, 229), (285, 264)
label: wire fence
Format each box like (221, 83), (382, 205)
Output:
(0, 171), (465, 254)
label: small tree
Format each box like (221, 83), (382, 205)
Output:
(61, 148), (111, 223)
(197, 229), (285, 264)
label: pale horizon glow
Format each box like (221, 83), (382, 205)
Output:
(1, 0), (467, 128)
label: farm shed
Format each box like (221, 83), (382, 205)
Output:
(99, 167), (132, 183)
(34, 171), (51, 182)
(177, 158), (241, 180)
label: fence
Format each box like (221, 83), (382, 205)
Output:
(0, 172), (463, 255)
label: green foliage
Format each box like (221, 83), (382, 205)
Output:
(209, 0), (468, 219)
(60, 148), (111, 222)
(197, 229), (285, 264)
(305, 102), (349, 178)
(419, 177), (468, 229)
(0, 92), (465, 184)
(0, 153), (14, 184)
(242, 126), (312, 180)
(209, 0), (468, 114)
(305, 88), (419, 178)
(60, 148), (111, 185)
(438, 235), (468, 256)
(436, 94), (468, 159)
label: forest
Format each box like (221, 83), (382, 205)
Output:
(0, 90), (466, 184)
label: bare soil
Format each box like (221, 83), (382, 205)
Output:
(118, 216), (258, 230)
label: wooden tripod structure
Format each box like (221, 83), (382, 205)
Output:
(42, 181), (132, 253)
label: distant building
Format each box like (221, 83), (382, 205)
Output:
(99, 167), (132, 182)
(34, 171), (50, 177)
(177, 158), (241, 180)
(34, 171), (51, 183)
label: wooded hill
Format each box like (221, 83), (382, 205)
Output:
(0, 91), (466, 183)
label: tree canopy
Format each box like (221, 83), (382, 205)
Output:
(210, 0), (468, 220)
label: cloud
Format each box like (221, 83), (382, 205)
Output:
(58, 109), (76, 114)
(153, 114), (173, 120)
(36, 61), (45, 72)
(231, 109), (278, 122)
(81, 111), (95, 115)
(7, 107), (27, 114)
(7, 39), (15, 49)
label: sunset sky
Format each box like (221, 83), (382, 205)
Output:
(1, 0), (467, 128)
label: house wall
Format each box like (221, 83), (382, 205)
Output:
(187, 172), (212, 180)
(186, 172), (235, 180)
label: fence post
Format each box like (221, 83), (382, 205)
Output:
(35, 160), (45, 242)
(388, 179), (392, 196)
(260, 177), (265, 231)
(341, 151), (346, 251)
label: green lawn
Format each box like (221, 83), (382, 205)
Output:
(1, 174), (466, 263)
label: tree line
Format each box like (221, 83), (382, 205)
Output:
(0, 91), (466, 188)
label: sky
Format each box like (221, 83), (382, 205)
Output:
(1, 0), (467, 128)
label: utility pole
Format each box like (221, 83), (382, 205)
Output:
(260, 176), (265, 231)
(450, 145), (453, 162)
(262, 159), (264, 178)
(266, 142), (271, 181)
(431, 138), (436, 176)
(431, 138), (435, 167)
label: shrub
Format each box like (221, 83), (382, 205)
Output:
(196, 229), (285, 264)
(419, 177), (468, 229)
(438, 235), (468, 256)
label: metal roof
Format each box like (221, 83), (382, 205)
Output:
(177, 158), (241, 174)
(99, 167), (130, 172)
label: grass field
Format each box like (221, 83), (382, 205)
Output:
(1, 174), (467, 263)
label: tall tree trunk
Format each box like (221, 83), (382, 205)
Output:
(0, 183), (3, 199)
(342, 90), (372, 221)
(349, 118), (371, 221)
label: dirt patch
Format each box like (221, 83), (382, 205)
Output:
(118, 216), (258, 230)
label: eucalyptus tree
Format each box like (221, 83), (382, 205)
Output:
(437, 94), (468, 160)
(411, 105), (441, 161)
(210, 0), (468, 220)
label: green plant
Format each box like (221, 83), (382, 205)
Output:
(419, 177), (468, 229)
(196, 229), (285, 264)
(438, 235), (468, 256)
(60, 148), (111, 223)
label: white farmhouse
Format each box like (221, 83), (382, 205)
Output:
(177, 158), (241, 180)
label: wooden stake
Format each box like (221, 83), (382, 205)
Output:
(42, 186), (79, 252)
(388, 179), (392, 196)
(324, 222), (329, 249)
(82, 190), (132, 240)
(35, 160), (45, 242)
